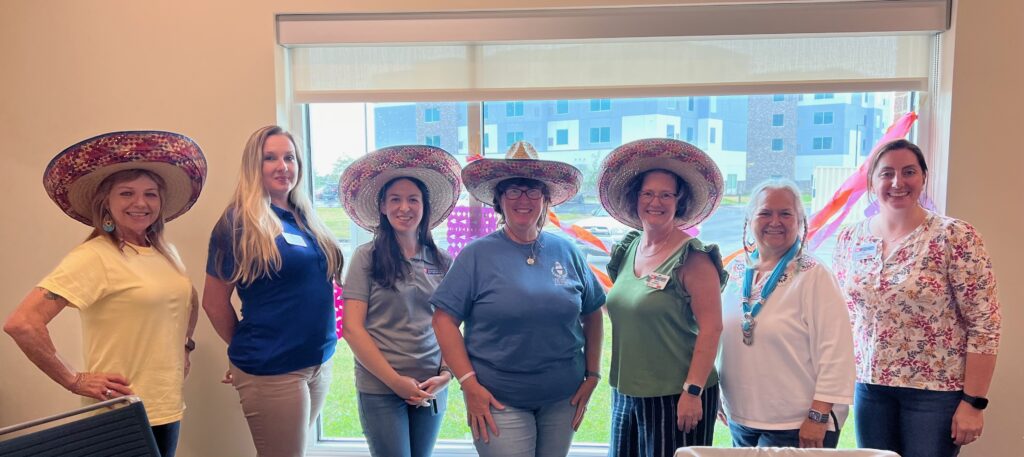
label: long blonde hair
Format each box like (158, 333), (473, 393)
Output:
(87, 168), (184, 271)
(216, 125), (343, 285)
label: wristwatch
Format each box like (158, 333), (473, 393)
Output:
(439, 365), (455, 379)
(682, 382), (703, 397)
(584, 370), (601, 380)
(184, 338), (196, 352)
(961, 392), (989, 410)
(807, 409), (830, 424)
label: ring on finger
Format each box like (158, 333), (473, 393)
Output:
(103, 389), (113, 397)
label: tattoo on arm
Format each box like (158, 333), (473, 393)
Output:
(39, 288), (67, 304)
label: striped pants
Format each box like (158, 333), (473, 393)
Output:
(609, 386), (719, 457)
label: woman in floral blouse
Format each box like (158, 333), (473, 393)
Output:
(833, 139), (1001, 457)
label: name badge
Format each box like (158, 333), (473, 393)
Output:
(282, 232), (308, 247)
(852, 243), (878, 261)
(646, 273), (670, 290)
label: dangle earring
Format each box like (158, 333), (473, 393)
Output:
(102, 214), (115, 233)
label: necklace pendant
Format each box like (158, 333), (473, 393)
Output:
(742, 331), (754, 346)
(526, 257), (535, 265)
(741, 316), (756, 346)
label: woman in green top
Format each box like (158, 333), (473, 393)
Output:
(597, 138), (727, 457)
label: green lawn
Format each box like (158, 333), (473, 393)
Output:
(320, 315), (857, 449)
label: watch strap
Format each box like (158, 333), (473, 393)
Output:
(683, 382), (703, 396)
(961, 392), (989, 410)
(807, 409), (830, 423)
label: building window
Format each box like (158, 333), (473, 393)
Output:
(813, 136), (833, 150)
(771, 138), (784, 151)
(589, 98), (610, 111)
(666, 125), (676, 139)
(589, 126), (610, 143)
(813, 111), (834, 125)
(424, 107), (440, 123)
(506, 101), (524, 117)
(483, 132), (490, 149)
(506, 131), (524, 146)
(686, 127), (694, 142)
(773, 94), (785, 102)
(688, 97), (695, 111)
(425, 135), (441, 147)
(710, 127), (717, 143)
(772, 114), (784, 127)
(556, 100), (569, 114)
(555, 129), (569, 145)
(814, 93), (835, 100)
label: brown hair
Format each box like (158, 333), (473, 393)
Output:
(866, 139), (928, 188)
(492, 178), (551, 230)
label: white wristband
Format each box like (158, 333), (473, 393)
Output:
(457, 371), (476, 384)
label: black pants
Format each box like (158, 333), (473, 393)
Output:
(152, 421), (180, 457)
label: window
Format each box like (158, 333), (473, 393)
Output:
(813, 136), (833, 150)
(772, 138), (784, 151)
(506, 131), (524, 146)
(589, 98), (610, 111)
(506, 101), (524, 117)
(483, 132), (490, 149)
(425, 135), (441, 147)
(686, 127), (694, 142)
(589, 126), (610, 143)
(773, 94), (785, 102)
(666, 125), (676, 139)
(814, 93), (835, 100)
(814, 111), (834, 125)
(688, 97), (695, 111)
(772, 114), (784, 127)
(709, 127), (717, 143)
(424, 107), (440, 123)
(556, 100), (570, 114)
(555, 128), (569, 145)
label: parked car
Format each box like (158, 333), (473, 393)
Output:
(316, 184), (340, 206)
(572, 207), (632, 256)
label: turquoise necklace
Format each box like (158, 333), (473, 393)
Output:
(741, 240), (800, 346)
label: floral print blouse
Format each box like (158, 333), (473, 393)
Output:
(833, 212), (1001, 391)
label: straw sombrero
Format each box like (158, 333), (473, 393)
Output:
(462, 141), (581, 207)
(339, 145), (462, 231)
(43, 131), (207, 225)
(598, 138), (723, 230)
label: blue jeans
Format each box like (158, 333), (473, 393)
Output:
(474, 398), (576, 457)
(855, 383), (962, 457)
(151, 421), (180, 457)
(358, 388), (448, 457)
(729, 421), (840, 448)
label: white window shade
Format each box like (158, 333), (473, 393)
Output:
(282, 1), (944, 103)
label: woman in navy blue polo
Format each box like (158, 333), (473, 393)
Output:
(203, 125), (344, 457)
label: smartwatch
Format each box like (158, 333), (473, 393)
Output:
(961, 392), (989, 410)
(584, 370), (602, 380)
(808, 409), (830, 424)
(682, 382), (703, 397)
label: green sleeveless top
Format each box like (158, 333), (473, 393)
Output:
(605, 231), (727, 397)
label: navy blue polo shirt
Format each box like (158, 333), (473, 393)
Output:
(206, 205), (336, 375)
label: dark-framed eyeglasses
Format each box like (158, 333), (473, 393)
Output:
(504, 188), (544, 200)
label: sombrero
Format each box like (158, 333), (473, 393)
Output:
(462, 141), (581, 207)
(598, 138), (723, 230)
(340, 145), (462, 231)
(43, 131), (207, 225)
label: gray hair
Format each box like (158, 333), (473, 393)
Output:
(741, 178), (808, 267)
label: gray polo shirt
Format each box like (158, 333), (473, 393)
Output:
(343, 242), (449, 394)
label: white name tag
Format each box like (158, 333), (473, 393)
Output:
(282, 232), (308, 247)
(852, 243), (878, 261)
(646, 273), (670, 290)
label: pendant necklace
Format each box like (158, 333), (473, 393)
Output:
(505, 228), (540, 265)
(741, 240), (800, 346)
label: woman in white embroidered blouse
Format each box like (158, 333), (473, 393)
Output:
(833, 139), (1001, 457)
(718, 179), (855, 449)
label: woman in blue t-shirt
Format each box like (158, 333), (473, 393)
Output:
(202, 125), (344, 457)
(339, 145), (462, 457)
(431, 141), (606, 457)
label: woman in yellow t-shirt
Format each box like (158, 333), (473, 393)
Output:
(3, 131), (207, 457)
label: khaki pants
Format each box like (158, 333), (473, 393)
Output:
(230, 361), (332, 457)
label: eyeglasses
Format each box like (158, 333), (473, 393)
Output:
(504, 188), (544, 200)
(638, 191), (678, 202)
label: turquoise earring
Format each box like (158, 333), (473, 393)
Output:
(102, 216), (115, 233)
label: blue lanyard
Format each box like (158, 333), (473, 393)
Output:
(741, 240), (800, 326)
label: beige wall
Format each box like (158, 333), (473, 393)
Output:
(0, 1), (1019, 456)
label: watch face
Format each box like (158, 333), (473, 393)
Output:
(967, 396), (989, 409)
(685, 384), (702, 396)
(808, 410), (829, 423)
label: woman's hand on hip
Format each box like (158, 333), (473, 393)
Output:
(462, 380), (504, 444)
(570, 376), (599, 431)
(70, 372), (133, 401)
(798, 418), (827, 448)
(676, 392), (703, 432)
(952, 401), (985, 445)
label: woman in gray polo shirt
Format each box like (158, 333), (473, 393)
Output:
(339, 145), (463, 457)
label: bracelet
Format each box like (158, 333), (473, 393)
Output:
(584, 370), (601, 380)
(69, 372), (85, 391)
(457, 371), (477, 384)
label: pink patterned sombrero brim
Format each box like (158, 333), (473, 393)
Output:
(339, 145), (462, 232)
(462, 159), (582, 207)
(43, 131), (207, 226)
(598, 138), (723, 230)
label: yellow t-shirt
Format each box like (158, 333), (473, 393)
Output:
(38, 236), (192, 425)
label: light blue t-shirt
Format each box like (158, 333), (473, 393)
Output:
(430, 230), (605, 408)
